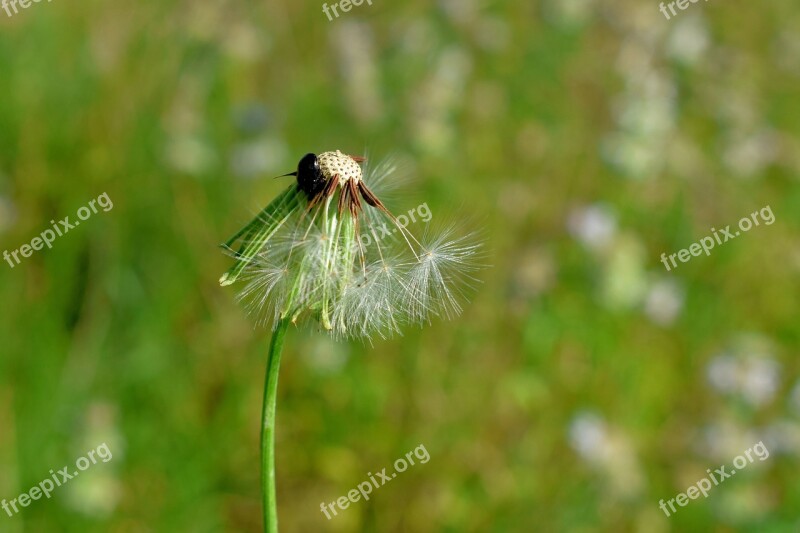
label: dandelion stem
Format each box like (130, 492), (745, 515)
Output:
(261, 316), (290, 533)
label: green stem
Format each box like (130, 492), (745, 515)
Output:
(261, 317), (290, 533)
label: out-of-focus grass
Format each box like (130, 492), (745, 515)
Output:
(0, 0), (799, 531)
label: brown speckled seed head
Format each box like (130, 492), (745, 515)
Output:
(318, 150), (362, 186)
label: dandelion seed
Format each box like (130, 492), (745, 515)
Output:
(406, 224), (485, 322)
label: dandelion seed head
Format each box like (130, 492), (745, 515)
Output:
(220, 153), (485, 338)
(318, 150), (362, 186)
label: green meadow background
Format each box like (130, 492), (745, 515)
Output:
(1, 0), (799, 531)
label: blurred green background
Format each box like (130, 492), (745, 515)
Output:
(1, 0), (799, 531)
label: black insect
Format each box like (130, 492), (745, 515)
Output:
(293, 153), (326, 199)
